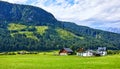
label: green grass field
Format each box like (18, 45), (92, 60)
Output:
(0, 54), (119, 69)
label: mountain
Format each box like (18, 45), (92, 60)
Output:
(0, 1), (120, 52)
(96, 27), (120, 34)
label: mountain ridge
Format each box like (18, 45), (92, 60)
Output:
(95, 27), (120, 34)
(0, 1), (120, 52)
(0, 1), (57, 26)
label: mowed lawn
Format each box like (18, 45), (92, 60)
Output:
(0, 54), (120, 69)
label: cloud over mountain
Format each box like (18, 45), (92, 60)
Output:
(1, 0), (120, 28)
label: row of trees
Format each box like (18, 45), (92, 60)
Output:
(0, 26), (120, 52)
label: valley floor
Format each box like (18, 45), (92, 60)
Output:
(0, 54), (120, 69)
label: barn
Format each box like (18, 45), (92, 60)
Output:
(59, 48), (73, 56)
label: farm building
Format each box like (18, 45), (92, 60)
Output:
(97, 47), (107, 56)
(76, 48), (84, 56)
(77, 48), (94, 56)
(83, 50), (94, 56)
(59, 48), (73, 56)
(77, 47), (107, 56)
(77, 49), (94, 56)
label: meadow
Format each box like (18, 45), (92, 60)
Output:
(0, 54), (120, 69)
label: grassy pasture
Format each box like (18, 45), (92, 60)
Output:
(8, 23), (48, 40)
(56, 28), (84, 39)
(35, 26), (48, 35)
(8, 23), (27, 31)
(0, 54), (119, 69)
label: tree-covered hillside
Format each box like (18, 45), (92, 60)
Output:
(0, 1), (120, 52)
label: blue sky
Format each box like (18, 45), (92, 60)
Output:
(1, 0), (120, 28)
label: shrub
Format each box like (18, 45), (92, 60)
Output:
(7, 52), (16, 55)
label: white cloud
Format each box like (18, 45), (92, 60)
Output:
(1, 0), (28, 4)
(94, 22), (120, 29)
(31, 0), (120, 27)
(1, 0), (120, 28)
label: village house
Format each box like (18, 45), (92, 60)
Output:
(59, 48), (73, 56)
(77, 47), (107, 57)
(97, 47), (107, 56)
(83, 50), (94, 56)
(77, 48), (94, 56)
(17, 51), (27, 55)
(76, 48), (84, 56)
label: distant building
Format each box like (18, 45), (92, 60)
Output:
(59, 48), (73, 56)
(77, 47), (107, 57)
(76, 48), (84, 56)
(82, 50), (94, 56)
(77, 48), (94, 56)
(97, 47), (107, 56)
(17, 51), (27, 55)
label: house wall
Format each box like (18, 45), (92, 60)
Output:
(103, 51), (107, 55)
(77, 52), (93, 56)
(59, 49), (68, 56)
(101, 51), (107, 56)
(76, 52), (82, 56)
(97, 51), (107, 56)
(60, 53), (67, 56)
(85, 51), (93, 56)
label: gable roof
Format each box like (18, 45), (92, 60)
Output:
(77, 48), (85, 52)
(98, 47), (106, 51)
(63, 48), (73, 52)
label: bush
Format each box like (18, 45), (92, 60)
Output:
(8, 52), (16, 55)
(107, 50), (120, 55)
(17, 51), (38, 55)
(0, 52), (16, 55)
(17, 51), (26, 55)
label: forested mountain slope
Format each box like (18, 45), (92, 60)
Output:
(0, 1), (120, 52)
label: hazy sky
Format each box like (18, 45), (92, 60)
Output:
(1, 0), (120, 28)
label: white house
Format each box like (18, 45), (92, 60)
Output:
(97, 47), (107, 56)
(81, 50), (94, 56)
(76, 48), (94, 56)
(77, 47), (107, 57)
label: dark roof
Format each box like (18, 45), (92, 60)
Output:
(98, 47), (106, 51)
(77, 48), (85, 52)
(64, 48), (73, 52)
